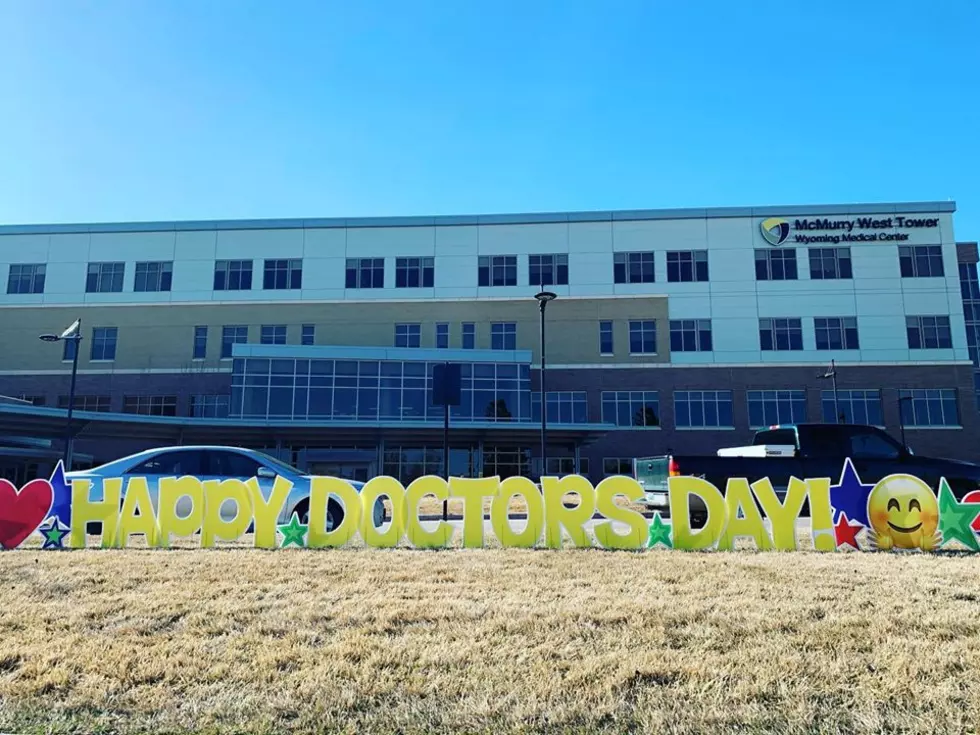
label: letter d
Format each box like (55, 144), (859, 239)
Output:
(669, 476), (727, 550)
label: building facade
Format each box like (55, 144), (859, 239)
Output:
(0, 201), (977, 484)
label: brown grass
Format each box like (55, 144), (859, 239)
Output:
(2, 535), (980, 734)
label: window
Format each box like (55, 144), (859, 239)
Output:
(760, 318), (803, 351)
(899, 245), (944, 278)
(17, 395), (46, 406)
(7, 264), (45, 294)
(666, 250), (709, 282)
(603, 458), (634, 477)
(960, 262), (980, 301)
(129, 449), (205, 476)
(221, 325), (248, 358)
(532, 391), (588, 424)
(462, 323), (476, 350)
(814, 317), (860, 350)
(808, 247), (852, 280)
(674, 390), (734, 428)
(301, 324), (315, 346)
(848, 431), (900, 460)
(436, 323), (449, 349)
(747, 390), (807, 428)
(899, 388), (959, 427)
(906, 316), (953, 349)
(755, 249), (798, 280)
(90, 327), (117, 361)
(58, 395), (110, 412)
(193, 326), (207, 359)
(490, 322), (516, 350)
(122, 395), (178, 416)
(599, 321), (614, 355)
(345, 258), (385, 289)
(213, 260), (252, 291)
(669, 320), (712, 352)
(546, 457), (587, 476)
(260, 325), (287, 345)
(822, 390), (883, 425)
(209, 450), (264, 478)
(86, 262), (125, 293)
(395, 257), (434, 288)
(601, 391), (660, 427)
(613, 252), (655, 284)
(395, 324), (421, 348)
(528, 254), (568, 286)
(263, 259), (302, 290)
(190, 394), (230, 418)
(134, 261), (173, 292)
(628, 320), (657, 354)
(478, 255), (517, 287)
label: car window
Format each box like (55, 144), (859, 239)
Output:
(128, 449), (207, 476)
(208, 450), (263, 478)
(848, 431), (900, 460)
(799, 426), (845, 457)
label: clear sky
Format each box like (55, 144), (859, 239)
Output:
(0, 0), (978, 238)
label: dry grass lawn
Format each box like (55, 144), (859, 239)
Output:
(2, 534), (980, 734)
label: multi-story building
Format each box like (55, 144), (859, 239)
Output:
(0, 201), (977, 484)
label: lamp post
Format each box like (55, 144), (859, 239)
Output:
(817, 359), (840, 423)
(39, 319), (82, 470)
(898, 395), (912, 450)
(534, 290), (557, 479)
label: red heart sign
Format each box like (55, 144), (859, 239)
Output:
(0, 478), (54, 550)
(963, 490), (980, 532)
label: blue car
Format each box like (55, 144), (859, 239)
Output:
(65, 445), (385, 533)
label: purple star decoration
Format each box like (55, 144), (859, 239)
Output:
(829, 458), (873, 527)
(47, 460), (73, 528)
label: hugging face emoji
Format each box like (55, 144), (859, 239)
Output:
(867, 474), (940, 551)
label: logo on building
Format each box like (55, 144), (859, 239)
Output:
(760, 217), (791, 246)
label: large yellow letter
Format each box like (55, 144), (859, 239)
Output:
(201, 479), (253, 548)
(751, 477), (807, 551)
(406, 476), (453, 548)
(249, 477), (293, 549)
(492, 476), (544, 548)
(806, 477), (836, 552)
(542, 475), (595, 549)
(360, 476), (405, 548)
(717, 478), (771, 551)
(115, 477), (160, 548)
(308, 477), (362, 548)
(449, 476), (499, 548)
(593, 477), (648, 549)
(69, 478), (121, 549)
(669, 476), (726, 550)
(157, 476), (204, 547)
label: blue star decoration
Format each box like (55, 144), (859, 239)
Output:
(38, 517), (70, 550)
(830, 458), (873, 527)
(47, 460), (73, 529)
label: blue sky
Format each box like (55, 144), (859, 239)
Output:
(0, 0), (977, 237)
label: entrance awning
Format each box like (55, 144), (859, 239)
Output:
(0, 403), (610, 447)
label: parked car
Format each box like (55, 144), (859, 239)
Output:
(66, 445), (385, 534)
(634, 423), (980, 524)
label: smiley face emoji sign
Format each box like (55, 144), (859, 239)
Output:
(867, 474), (941, 551)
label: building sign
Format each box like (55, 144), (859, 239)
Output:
(761, 215), (940, 246)
(2, 459), (979, 552)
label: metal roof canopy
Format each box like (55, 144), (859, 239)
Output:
(0, 404), (609, 447)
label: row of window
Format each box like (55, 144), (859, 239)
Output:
(55, 310), (956, 365)
(5, 245), (949, 295)
(28, 387), (959, 429)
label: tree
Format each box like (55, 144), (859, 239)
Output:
(634, 406), (659, 427)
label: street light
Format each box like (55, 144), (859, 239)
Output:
(39, 319), (82, 470)
(817, 359), (840, 423)
(534, 290), (557, 479)
(898, 395), (913, 450)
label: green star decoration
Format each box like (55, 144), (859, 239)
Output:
(40, 518), (69, 550)
(278, 513), (308, 548)
(647, 512), (672, 549)
(938, 479), (980, 551)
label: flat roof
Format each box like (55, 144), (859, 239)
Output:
(0, 201), (956, 236)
